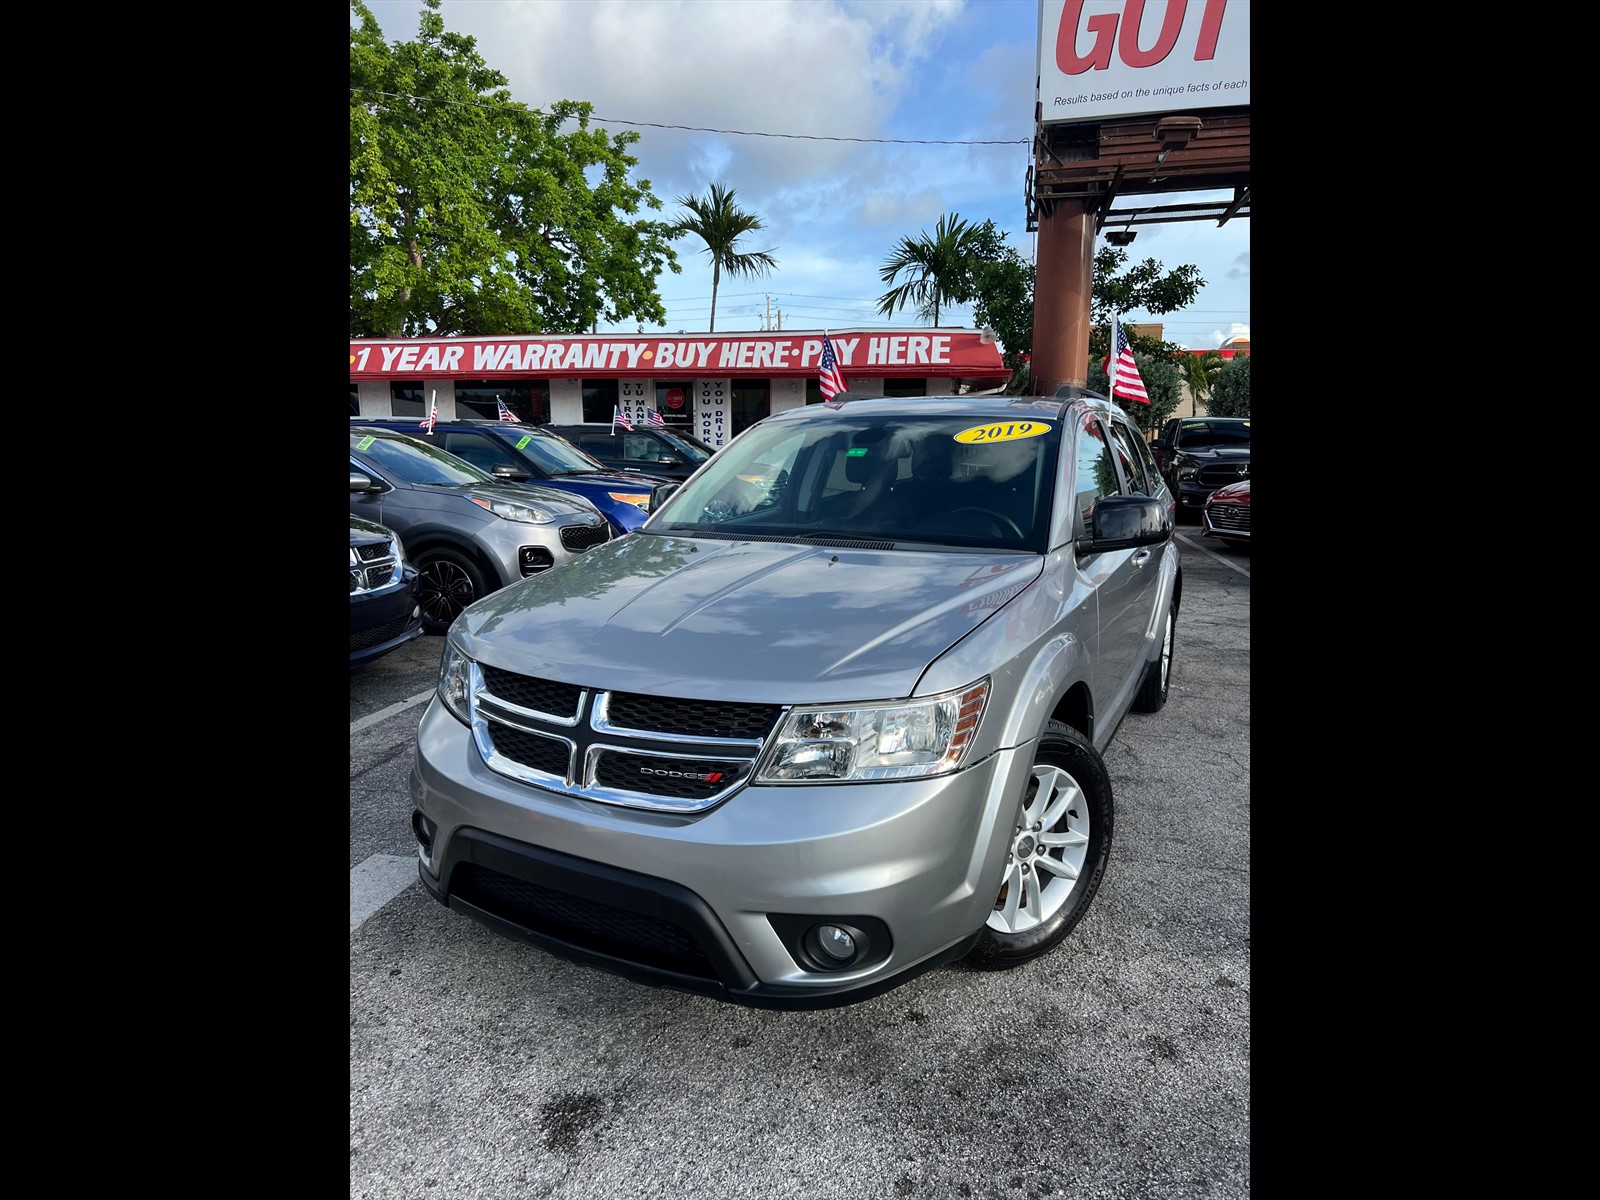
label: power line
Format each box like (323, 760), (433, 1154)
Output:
(352, 89), (1027, 146)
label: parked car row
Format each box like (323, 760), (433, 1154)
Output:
(350, 424), (614, 634)
(350, 417), (676, 535)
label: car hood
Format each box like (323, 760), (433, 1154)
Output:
(350, 515), (395, 546)
(1177, 445), (1251, 462)
(454, 534), (1043, 704)
(425, 479), (602, 518)
(547, 472), (673, 496)
(1208, 479), (1251, 503)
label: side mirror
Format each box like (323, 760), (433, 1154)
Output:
(491, 464), (529, 481)
(657, 454), (683, 468)
(350, 471), (376, 492)
(650, 482), (681, 511)
(1075, 495), (1171, 557)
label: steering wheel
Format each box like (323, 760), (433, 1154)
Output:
(925, 507), (1026, 541)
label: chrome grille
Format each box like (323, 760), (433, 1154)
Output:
(1208, 505), (1250, 534)
(350, 538), (400, 594)
(469, 663), (775, 813)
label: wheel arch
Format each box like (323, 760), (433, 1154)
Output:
(402, 529), (511, 590)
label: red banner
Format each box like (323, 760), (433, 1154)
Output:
(349, 331), (1009, 380)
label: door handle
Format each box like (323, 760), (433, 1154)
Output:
(1132, 550), (1151, 565)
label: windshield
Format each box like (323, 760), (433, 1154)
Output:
(1175, 420), (1250, 450)
(656, 429), (713, 461)
(646, 413), (1061, 553)
(351, 430), (491, 486)
(491, 428), (608, 475)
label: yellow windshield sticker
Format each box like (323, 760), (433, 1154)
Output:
(954, 421), (1051, 445)
(516, 435), (532, 449)
(357, 435), (375, 451)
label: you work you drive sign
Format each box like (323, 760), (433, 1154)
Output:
(1038, 0), (1250, 123)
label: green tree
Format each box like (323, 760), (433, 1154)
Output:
(1179, 348), (1225, 416)
(672, 183), (778, 333)
(876, 213), (988, 326)
(349, 0), (680, 336)
(966, 221), (1035, 391)
(1205, 354), (1251, 417)
(1086, 351), (1183, 434)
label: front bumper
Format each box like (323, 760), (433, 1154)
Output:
(349, 572), (423, 666)
(474, 513), (610, 587)
(409, 696), (1035, 1007)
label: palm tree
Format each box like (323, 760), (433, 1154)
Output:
(672, 184), (778, 333)
(876, 213), (984, 326)
(1179, 349), (1225, 416)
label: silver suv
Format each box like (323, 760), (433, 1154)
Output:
(409, 390), (1180, 1006)
(351, 426), (611, 633)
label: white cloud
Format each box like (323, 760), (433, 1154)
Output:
(355, 0), (1248, 341)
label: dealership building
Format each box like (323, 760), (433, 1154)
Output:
(349, 328), (1012, 448)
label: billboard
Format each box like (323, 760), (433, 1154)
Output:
(1038, 0), (1250, 124)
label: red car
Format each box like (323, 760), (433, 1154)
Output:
(1200, 478), (1250, 545)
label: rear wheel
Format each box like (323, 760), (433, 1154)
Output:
(964, 721), (1113, 970)
(1132, 597), (1177, 713)
(415, 548), (488, 634)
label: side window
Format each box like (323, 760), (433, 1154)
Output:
(443, 432), (517, 474)
(1107, 420), (1151, 495)
(1072, 417), (1119, 536)
(1131, 429), (1162, 489)
(623, 434), (657, 462)
(577, 432), (612, 457)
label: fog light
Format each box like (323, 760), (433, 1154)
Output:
(803, 922), (863, 969)
(817, 925), (855, 960)
(411, 810), (435, 859)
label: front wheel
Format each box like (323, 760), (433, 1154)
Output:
(964, 721), (1113, 971)
(416, 548), (489, 634)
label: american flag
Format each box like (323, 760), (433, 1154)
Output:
(420, 390), (439, 435)
(496, 396), (521, 423)
(647, 408), (665, 427)
(1108, 315), (1150, 405)
(613, 406), (633, 433)
(818, 333), (849, 402)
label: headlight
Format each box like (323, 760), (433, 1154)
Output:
(1177, 466), (1197, 480)
(389, 535), (407, 583)
(468, 493), (558, 524)
(607, 491), (652, 511)
(756, 680), (989, 783)
(437, 641), (475, 725)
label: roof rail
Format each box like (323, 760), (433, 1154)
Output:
(1053, 385), (1111, 402)
(820, 391), (874, 409)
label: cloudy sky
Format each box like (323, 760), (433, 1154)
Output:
(353, 0), (1250, 352)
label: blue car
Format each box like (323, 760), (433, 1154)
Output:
(348, 418), (673, 535)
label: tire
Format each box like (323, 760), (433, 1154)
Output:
(964, 720), (1114, 971)
(415, 548), (489, 634)
(1131, 596), (1177, 713)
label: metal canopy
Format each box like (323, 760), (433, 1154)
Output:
(1027, 106), (1251, 234)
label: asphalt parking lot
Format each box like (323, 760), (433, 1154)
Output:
(350, 527), (1249, 1200)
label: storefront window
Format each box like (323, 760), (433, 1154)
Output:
(729, 379), (770, 437)
(454, 380), (549, 424)
(582, 379), (619, 423)
(805, 380), (824, 405)
(390, 382), (425, 417)
(349, 385), (360, 416)
(883, 378), (926, 397)
(655, 379), (695, 431)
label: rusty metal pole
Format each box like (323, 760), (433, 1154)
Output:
(1030, 197), (1096, 395)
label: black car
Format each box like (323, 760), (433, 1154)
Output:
(1149, 416), (1250, 516)
(350, 515), (423, 669)
(543, 423), (717, 481)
